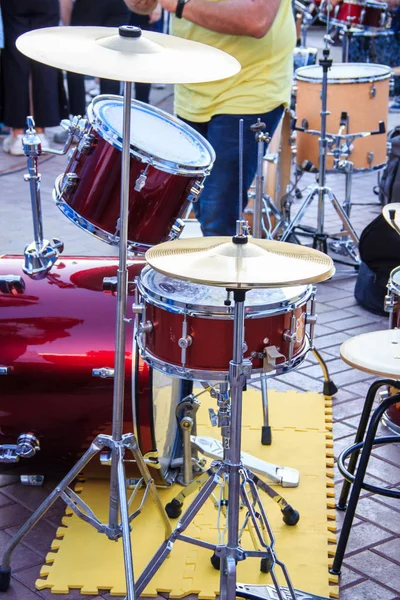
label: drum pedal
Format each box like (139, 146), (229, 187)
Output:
(191, 435), (299, 487)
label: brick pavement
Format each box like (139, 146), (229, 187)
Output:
(1, 27), (400, 600)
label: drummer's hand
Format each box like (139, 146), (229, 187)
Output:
(124, 0), (158, 15)
(149, 3), (163, 23)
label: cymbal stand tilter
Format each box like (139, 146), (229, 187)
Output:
(280, 41), (366, 269)
(0, 29), (172, 600)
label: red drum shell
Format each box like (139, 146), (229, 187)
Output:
(386, 401), (400, 432)
(143, 300), (308, 375)
(0, 256), (176, 483)
(361, 1), (387, 28)
(335, 1), (363, 25)
(56, 133), (198, 251)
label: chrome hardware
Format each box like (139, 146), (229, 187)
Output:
(367, 151), (374, 166)
(168, 218), (185, 241)
(61, 172), (79, 193)
(23, 238), (64, 280)
(306, 288), (317, 345)
(179, 314), (192, 366)
(208, 408), (218, 427)
(92, 367), (115, 379)
(0, 433), (40, 463)
(0, 367), (11, 375)
(100, 450), (112, 466)
(263, 346), (285, 373)
(187, 179), (205, 203)
(20, 475), (45, 487)
(138, 321), (153, 335)
(0, 275), (25, 294)
(103, 276), (118, 295)
(385, 292), (396, 328)
(242, 341), (248, 353)
(180, 416), (194, 485)
(134, 164), (150, 192)
(379, 388), (391, 403)
(16, 433), (40, 459)
(131, 303), (144, 315)
(283, 311), (297, 363)
(77, 133), (96, 155)
(370, 83), (377, 99)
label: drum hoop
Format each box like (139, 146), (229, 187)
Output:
(87, 95), (215, 177)
(137, 266), (313, 318)
(138, 338), (311, 381)
(388, 266), (400, 294)
(296, 63), (392, 84)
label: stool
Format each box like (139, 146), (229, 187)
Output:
(330, 329), (400, 576)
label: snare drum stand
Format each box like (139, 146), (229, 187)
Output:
(0, 55), (171, 600)
(280, 43), (361, 269)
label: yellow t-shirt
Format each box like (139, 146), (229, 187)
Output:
(171, 0), (296, 122)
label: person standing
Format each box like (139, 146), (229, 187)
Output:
(1, 0), (67, 155)
(124, 0), (295, 237)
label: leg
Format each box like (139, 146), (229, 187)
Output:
(116, 445), (136, 600)
(337, 379), (400, 509)
(180, 107), (284, 236)
(331, 393), (400, 574)
(260, 377), (272, 445)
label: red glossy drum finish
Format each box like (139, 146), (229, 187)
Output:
(144, 302), (307, 373)
(0, 256), (165, 476)
(59, 133), (197, 249)
(362, 2), (387, 28)
(336, 1), (363, 24)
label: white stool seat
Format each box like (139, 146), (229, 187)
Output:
(340, 329), (400, 379)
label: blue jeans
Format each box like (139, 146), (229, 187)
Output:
(180, 106), (284, 236)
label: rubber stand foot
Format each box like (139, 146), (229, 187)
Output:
(335, 503), (347, 512)
(329, 567), (341, 576)
(281, 505), (300, 526)
(210, 552), (221, 570)
(323, 380), (338, 397)
(0, 567), (11, 592)
(260, 556), (274, 574)
(261, 425), (272, 446)
(165, 498), (183, 519)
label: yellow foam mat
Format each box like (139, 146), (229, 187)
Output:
(36, 390), (339, 598)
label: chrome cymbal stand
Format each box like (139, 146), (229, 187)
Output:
(0, 27), (171, 600)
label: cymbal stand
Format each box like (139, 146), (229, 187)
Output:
(280, 42), (364, 267)
(0, 29), (171, 600)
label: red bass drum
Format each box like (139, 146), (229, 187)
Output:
(0, 256), (188, 485)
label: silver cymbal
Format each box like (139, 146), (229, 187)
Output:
(145, 236), (335, 288)
(16, 26), (241, 83)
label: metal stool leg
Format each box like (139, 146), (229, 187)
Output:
(330, 393), (400, 575)
(337, 379), (400, 510)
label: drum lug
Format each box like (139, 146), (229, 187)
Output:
(306, 289), (317, 344)
(138, 321), (153, 335)
(92, 367), (115, 378)
(179, 314), (192, 366)
(0, 275), (25, 294)
(61, 172), (80, 193)
(0, 433), (40, 464)
(369, 83), (377, 99)
(77, 133), (96, 155)
(103, 276), (117, 295)
(134, 164), (150, 192)
(168, 218), (185, 241)
(187, 179), (205, 203)
(367, 151), (374, 167)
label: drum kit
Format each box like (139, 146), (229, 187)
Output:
(0, 23), (339, 600)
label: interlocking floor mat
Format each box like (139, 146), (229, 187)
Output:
(36, 390), (339, 598)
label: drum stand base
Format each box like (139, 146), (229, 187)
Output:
(0, 432), (171, 596)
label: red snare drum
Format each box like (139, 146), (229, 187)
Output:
(136, 266), (315, 381)
(0, 256), (186, 484)
(361, 0), (388, 29)
(54, 95), (215, 253)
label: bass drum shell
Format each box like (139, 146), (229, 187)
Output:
(295, 63), (390, 171)
(0, 256), (186, 485)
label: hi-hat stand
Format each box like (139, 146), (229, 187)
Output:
(0, 60), (171, 600)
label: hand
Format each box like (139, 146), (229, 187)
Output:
(124, 0), (158, 15)
(149, 3), (163, 23)
(159, 0), (178, 13)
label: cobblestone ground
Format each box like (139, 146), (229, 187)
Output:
(1, 27), (400, 600)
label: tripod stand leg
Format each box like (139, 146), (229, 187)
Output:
(127, 439), (172, 538)
(311, 347), (338, 397)
(0, 439), (103, 587)
(260, 377), (272, 446)
(280, 187), (319, 242)
(328, 190), (359, 246)
(165, 469), (213, 518)
(117, 445), (136, 600)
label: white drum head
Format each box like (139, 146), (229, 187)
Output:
(296, 63), (392, 83)
(88, 95), (215, 170)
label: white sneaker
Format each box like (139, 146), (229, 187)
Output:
(3, 134), (25, 156)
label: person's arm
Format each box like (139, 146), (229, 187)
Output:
(59, 0), (73, 25)
(159, 0), (282, 38)
(124, 0), (159, 15)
